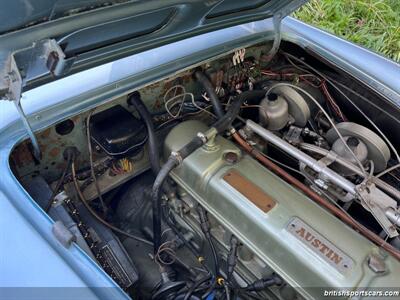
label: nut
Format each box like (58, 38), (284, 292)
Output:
(367, 253), (386, 273)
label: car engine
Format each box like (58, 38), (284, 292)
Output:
(11, 43), (400, 299)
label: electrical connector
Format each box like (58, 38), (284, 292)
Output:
(245, 274), (283, 291)
(198, 206), (211, 238)
(227, 236), (239, 282)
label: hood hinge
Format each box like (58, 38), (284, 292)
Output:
(1, 39), (66, 161)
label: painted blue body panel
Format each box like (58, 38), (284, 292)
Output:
(0, 16), (399, 297)
(282, 18), (400, 107)
(0, 18), (276, 297)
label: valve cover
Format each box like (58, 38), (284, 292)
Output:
(164, 121), (400, 299)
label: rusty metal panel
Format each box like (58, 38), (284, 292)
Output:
(10, 45), (266, 184)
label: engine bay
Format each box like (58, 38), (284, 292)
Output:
(10, 42), (400, 299)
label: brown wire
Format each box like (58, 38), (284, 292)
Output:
(231, 131), (400, 261)
(155, 240), (177, 266)
(44, 154), (72, 212)
(71, 160), (153, 246)
(86, 110), (107, 214)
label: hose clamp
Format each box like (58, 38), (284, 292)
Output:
(196, 132), (208, 144)
(171, 151), (183, 165)
(228, 127), (236, 135)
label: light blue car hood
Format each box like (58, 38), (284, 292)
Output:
(0, 0), (307, 98)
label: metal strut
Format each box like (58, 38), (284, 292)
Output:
(265, 0), (309, 62)
(1, 39), (67, 161)
(6, 54), (42, 160)
(265, 14), (282, 61)
(14, 100), (42, 160)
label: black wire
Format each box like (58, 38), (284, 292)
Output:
(224, 284), (231, 300)
(183, 275), (212, 300)
(152, 90), (265, 255)
(201, 281), (217, 300)
(226, 236), (238, 286)
(44, 153), (73, 212)
(175, 280), (213, 296)
(173, 277), (213, 298)
(197, 207), (220, 277)
(86, 110), (107, 214)
(162, 205), (213, 278)
(71, 159), (153, 246)
(162, 205), (200, 256)
(208, 236), (219, 277)
(238, 291), (264, 300)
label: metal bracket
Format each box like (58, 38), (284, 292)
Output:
(357, 183), (399, 238)
(1, 39), (66, 160)
(318, 150), (337, 168)
(52, 220), (76, 248)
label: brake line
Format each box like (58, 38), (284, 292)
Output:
(231, 130), (400, 261)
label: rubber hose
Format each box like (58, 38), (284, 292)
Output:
(152, 156), (179, 252)
(128, 91), (160, 174)
(213, 90), (265, 133)
(152, 91), (265, 253)
(195, 71), (224, 118)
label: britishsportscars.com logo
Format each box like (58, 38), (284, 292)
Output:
(324, 289), (400, 298)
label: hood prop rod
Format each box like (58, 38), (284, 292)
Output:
(13, 99), (41, 160)
(264, 0), (309, 62)
(264, 14), (282, 63)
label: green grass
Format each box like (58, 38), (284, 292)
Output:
(294, 0), (400, 62)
